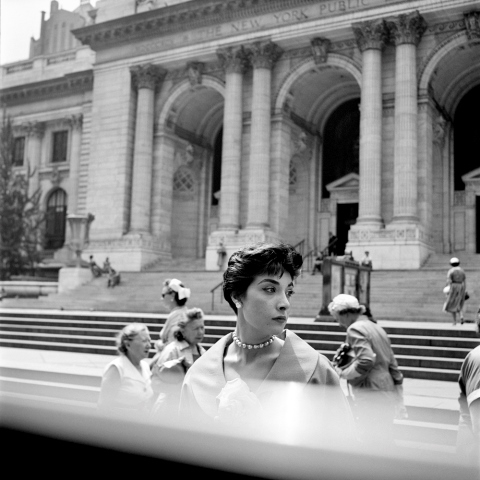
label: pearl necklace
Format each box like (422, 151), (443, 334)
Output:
(232, 331), (276, 350)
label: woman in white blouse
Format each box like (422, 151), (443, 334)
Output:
(98, 323), (153, 412)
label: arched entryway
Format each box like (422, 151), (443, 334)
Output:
(156, 76), (224, 260)
(275, 55), (361, 251)
(45, 188), (67, 250)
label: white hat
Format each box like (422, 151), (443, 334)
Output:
(328, 294), (366, 314)
(165, 278), (191, 300)
(450, 257), (460, 265)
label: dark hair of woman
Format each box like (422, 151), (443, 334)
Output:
(173, 307), (204, 342)
(223, 242), (303, 314)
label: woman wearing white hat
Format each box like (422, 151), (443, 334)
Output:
(328, 293), (406, 445)
(154, 278), (191, 354)
(443, 257), (467, 325)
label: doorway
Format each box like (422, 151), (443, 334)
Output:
(476, 196), (480, 254)
(336, 203), (358, 255)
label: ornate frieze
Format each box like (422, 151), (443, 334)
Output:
(74, 0), (384, 52)
(464, 11), (480, 40)
(130, 64), (167, 90)
(186, 62), (205, 86)
(387, 10), (427, 47)
(352, 19), (388, 51)
(248, 40), (282, 69)
(217, 45), (249, 74)
(0, 70), (93, 106)
(310, 37), (331, 64)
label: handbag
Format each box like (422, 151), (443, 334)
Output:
(465, 291), (470, 300)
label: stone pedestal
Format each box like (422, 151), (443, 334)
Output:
(58, 267), (92, 293)
(205, 229), (279, 271)
(347, 225), (433, 270)
(87, 232), (170, 272)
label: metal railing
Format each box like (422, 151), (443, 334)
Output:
(210, 280), (223, 311)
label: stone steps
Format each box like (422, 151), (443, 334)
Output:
(0, 309), (477, 382)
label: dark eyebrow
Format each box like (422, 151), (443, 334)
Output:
(258, 279), (294, 288)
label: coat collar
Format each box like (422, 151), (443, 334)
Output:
(188, 330), (319, 418)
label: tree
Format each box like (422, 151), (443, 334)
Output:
(0, 115), (45, 280)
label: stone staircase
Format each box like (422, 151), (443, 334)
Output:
(0, 309), (477, 381)
(0, 309), (473, 453)
(2, 252), (479, 322)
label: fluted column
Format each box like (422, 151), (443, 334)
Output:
(25, 122), (45, 197)
(353, 19), (388, 227)
(246, 41), (282, 229)
(388, 11), (427, 224)
(129, 64), (166, 233)
(217, 46), (248, 230)
(66, 114), (83, 214)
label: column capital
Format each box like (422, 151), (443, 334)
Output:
(217, 45), (249, 74)
(247, 40), (282, 69)
(387, 11), (427, 47)
(66, 114), (83, 130)
(24, 121), (45, 138)
(464, 11), (480, 40)
(310, 37), (331, 64)
(130, 63), (167, 90)
(352, 19), (388, 51)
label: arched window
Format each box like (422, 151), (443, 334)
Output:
(173, 166), (195, 194)
(45, 189), (67, 249)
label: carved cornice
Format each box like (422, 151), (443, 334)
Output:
(464, 11), (480, 40)
(310, 37), (331, 64)
(387, 10), (427, 47)
(0, 70), (93, 106)
(74, 0), (355, 51)
(130, 64), (167, 90)
(248, 40), (282, 69)
(217, 46), (249, 74)
(352, 19), (388, 51)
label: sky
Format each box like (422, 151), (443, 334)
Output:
(1, 0), (96, 65)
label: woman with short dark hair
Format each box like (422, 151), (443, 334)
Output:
(179, 242), (353, 434)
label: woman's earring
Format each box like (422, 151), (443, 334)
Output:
(234, 301), (241, 308)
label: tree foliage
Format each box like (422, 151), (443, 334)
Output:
(0, 115), (45, 280)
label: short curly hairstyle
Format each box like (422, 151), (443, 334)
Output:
(115, 323), (149, 355)
(223, 242), (303, 314)
(174, 307), (205, 342)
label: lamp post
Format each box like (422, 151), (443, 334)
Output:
(67, 213), (94, 267)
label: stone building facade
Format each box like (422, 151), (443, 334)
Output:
(1, 0), (480, 270)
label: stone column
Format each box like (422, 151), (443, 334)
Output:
(25, 122), (45, 197)
(246, 40), (282, 229)
(66, 114), (83, 214)
(352, 19), (388, 227)
(129, 64), (166, 233)
(217, 46), (248, 230)
(388, 11), (427, 224)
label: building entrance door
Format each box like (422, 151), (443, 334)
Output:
(336, 203), (358, 255)
(476, 196), (480, 254)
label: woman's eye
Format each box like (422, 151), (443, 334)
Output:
(286, 290), (295, 298)
(264, 287), (275, 293)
